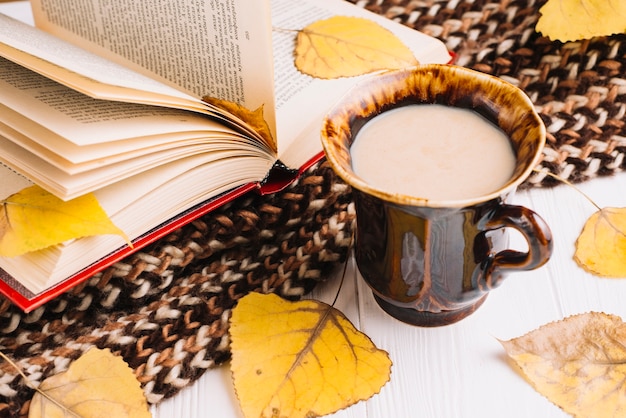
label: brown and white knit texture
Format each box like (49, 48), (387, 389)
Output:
(0, 161), (354, 415)
(1, 0), (625, 415)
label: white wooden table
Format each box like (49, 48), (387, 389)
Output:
(3, 2), (626, 417)
(152, 172), (626, 418)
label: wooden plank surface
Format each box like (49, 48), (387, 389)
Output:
(153, 172), (626, 417)
(2, 2), (625, 416)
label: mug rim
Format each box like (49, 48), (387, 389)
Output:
(320, 64), (547, 208)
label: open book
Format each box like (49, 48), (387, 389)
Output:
(0, 0), (451, 311)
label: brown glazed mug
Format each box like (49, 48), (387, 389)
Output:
(321, 64), (553, 327)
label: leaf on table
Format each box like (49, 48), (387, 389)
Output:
(500, 312), (626, 418)
(0, 185), (129, 257)
(574, 207), (626, 277)
(202, 96), (276, 153)
(229, 292), (392, 418)
(29, 347), (150, 418)
(536, 0), (626, 42)
(294, 16), (419, 79)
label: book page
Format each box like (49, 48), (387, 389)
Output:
(0, 56), (276, 198)
(0, 162), (32, 200)
(0, 56), (224, 146)
(0, 151), (275, 293)
(270, 0), (451, 168)
(0, 1), (33, 24)
(29, 0), (277, 137)
(0, 126), (272, 200)
(0, 13), (208, 112)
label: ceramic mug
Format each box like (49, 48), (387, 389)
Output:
(321, 64), (553, 327)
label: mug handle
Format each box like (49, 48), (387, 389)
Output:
(481, 204), (553, 277)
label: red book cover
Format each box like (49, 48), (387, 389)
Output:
(0, 152), (325, 312)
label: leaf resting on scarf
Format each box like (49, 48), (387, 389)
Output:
(536, 0), (626, 41)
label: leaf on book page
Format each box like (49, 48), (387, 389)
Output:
(500, 312), (626, 418)
(294, 16), (419, 79)
(0, 185), (129, 257)
(574, 207), (626, 277)
(230, 292), (392, 418)
(536, 0), (626, 41)
(28, 347), (151, 418)
(203, 96), (276, 153)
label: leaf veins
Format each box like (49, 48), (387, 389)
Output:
(229, 292), (392, 418)
(294, 16), (419, 79)
(501, 312), (626, 418)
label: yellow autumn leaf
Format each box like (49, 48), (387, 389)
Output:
(537, 0), (626, 42)
(294, 16), (419, 79)
(229, 292), (392, 418)
(29, 347), (150, 418)
(500, 312), (626, 418)
(0, 185), (129, 257)
(574, 207), (626, 277)
(202, 96), (276, 153)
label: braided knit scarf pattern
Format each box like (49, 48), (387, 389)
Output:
(362, 0), (626, 187)
(1, 0), (625, 415)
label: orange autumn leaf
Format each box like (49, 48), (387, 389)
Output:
(29, 347), (150, 418)
(202, 96), (276, 153)
(500, 312), (626, 418)
(0, 185), (129, 257)
(537, 0), (626, 42)
(229, 292), (392, 418)
(294, 16), (419, 79)
(574, 207), (626, 277)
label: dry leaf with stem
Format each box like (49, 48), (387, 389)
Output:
(229, 291), (392, 418)
(294, 16), (419, 79)
(575, 206), (626, 277)
(536, 0), (626, 42)
(0, 185), (129, 257)
(0, 347), (150, 418)
(538, 170), (626, 277)
(500, 312), (626, 418)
